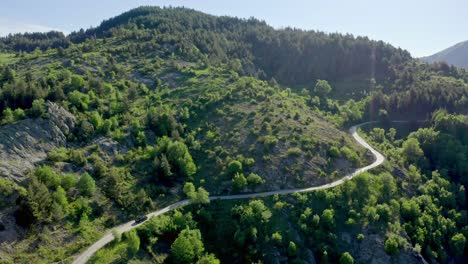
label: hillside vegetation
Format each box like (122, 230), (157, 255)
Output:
(0, 6), (466, 264)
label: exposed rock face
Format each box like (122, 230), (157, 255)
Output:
(0, 102), (75, 182)
(343, 232), (426, 264)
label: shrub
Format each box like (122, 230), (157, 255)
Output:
(47, 147), (69, 162)
(286, 147), (302, 157)
(69, 149), (87, 166)
(260, 135), (278, 149)
(78, 173), (95, 196)
(247, 173), (265, 187)
(35, 166), (60, 188)
(232, 173), (247, 190)
(328, 146), (341, 158)
(384, 237), (399, 255)
(227, 160), (242, 175)
(271, 232), (282, 244)
(339, 252), (354, 264)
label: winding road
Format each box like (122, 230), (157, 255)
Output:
(72, 121), (384, 264)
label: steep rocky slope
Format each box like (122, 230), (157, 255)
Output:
(0, 102), (75, 182)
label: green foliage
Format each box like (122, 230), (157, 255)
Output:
(196, 254), (220, 264)
(340, 146), (360, 167)
(47, 147), (69, 162)
(384, 237), (400, 255)
(171, 228), (205, 264)
(247, 173), (265, 188)
(227, 160), (243, 175)
(155, 137), (197, 179)
(339, 252), (354, 264)
(78, 173), (96, 196)
(271, 232), (282, 244)
(61, 173), (77, 190)
(29, 99), (46, 117)
(2, 7), (467, 263)
(401, 137), (424, 165)
(328, 146), (341, 158)
(124, 230), (140, 256)
(1, 108), (14, 124)
(450, 233), (466, 256)
(232, 173), (247, 190)
(314, 79), (332, 97)
(287, 241), (298, 256)
(35, 166), (60, 188)
(184, 182), (210, 204)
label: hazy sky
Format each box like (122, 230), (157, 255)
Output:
(1, 0), (466, 57)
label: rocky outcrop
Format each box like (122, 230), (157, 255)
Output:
(0, 102), (75, 182)
(341, 231), (426, 264)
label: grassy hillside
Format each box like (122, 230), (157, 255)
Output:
(0, 6), (466, 264)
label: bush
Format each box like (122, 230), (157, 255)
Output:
(384, 237), (399, 255)
(286, 147), (302, 157)
(328, 146), (341, 158)
(35, 166), (60, 188)
(247, 173), (265, 187)
(61, 174), (77, 190)
(287, 241), (297, 256)
(450, 233), (466, 256)
(339, 252), (354, 264)
(227, 160), (243, 175)
(29, 99), (46, 118)
(47, 147), (69, 162)
(232, 173), (247, 190)
(261, 135), (278, 149)
(69, 149), (87, 166)
(78, 173), (95, 196)
(271, 232), (282, 244)
(171, 229), (205, 264)
(340, 146), (359, 167)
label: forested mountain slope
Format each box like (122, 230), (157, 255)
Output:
(0, 6), (466, 264)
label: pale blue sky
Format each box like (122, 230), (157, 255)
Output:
(1, 0), (466, 57)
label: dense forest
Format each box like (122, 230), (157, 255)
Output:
(0, 6), (466, 264)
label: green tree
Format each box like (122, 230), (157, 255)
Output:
(321, 209), (335, 229)
(339, 252), (354, 264)
(384, 237), (399, 255)
(232, 173), (247, 190)
(227, 160), (243, 175)
(314, 79), (332, 97)
(53, 186), (68, 209)
(183, 183), (209, 204)
(193, 187), (210, 204)
(402, 138), (424, 164)
(35, 166), (60, 188)
(247, 173), (265, 188)
(125, 230), (140, 256)
(1, 108), (14, 124)
(171, 228), (205, 263)
(167, 141), (197, 178)
(29, 99), (46, 118)
(196, 254), (220, 264)
(287, 241), (298, 256)
(27, 177), (52, 223)
(183, 182), (196, 197)
(78, 173), (95, 196)
(89, 111), (103, 131)
(450, 233), (466, 256)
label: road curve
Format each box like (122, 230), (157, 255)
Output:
(72, 122), (384, 264)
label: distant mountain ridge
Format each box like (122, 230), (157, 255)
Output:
(422, 40), (468, 69)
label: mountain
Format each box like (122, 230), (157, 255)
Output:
(0, 6), (466, 264)
(422, 40), (468, 69)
